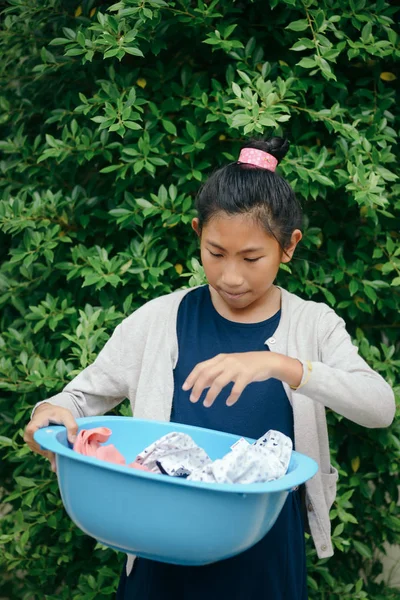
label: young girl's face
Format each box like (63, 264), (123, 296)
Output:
(192, 212), (301, 314)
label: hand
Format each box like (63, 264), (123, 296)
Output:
(24, 403), (78, 472)
(182, 352), (280, 408)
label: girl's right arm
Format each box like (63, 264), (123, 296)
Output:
(24, 320), (129, 466)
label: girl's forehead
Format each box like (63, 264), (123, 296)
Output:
(202, 213), (276, 246)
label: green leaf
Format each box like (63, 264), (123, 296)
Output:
(71, 119), (78, 137)
(314, 173), (334, 186)
(87, 574), (97, 589)
(391, 276), (400, 287)
(82, 274), (102, 287)
(259, 115), (276, 127)
(109, 208), (132, 217)
(361, 22), (372, 43)
(376, 166), (398, 182)
(20, 529), (30, 546)
(49, 38), (71, 46)
(14, 476), (36, 488)
(232, 82), (242, 97)
(186, 121), (197, 141)
(333, 523), (344, 537)
(363, 285), (377, 303)
(285, 19), (309, 32)
(297, 57), (317, 68)
(231, 113), (252, 127)
(237, 70), (252, 84)
(104, 48), (120, 59)
(162, 120), (177, 135)
(353, 540), (373, 559)
(290, 38), (315, 51)
(124, 121), (142, 130)
(307, 576), (319, 591)
(0, 436), (14, 446)
(321, 288), (336, 305)
(124, 47), (144, 57)
(99, 164), (122, 173)
(136, 198), (153, 208)
(62, 27), (76, 40)
(349, 280), (358, 296)
(77, 31), (86, 48)
(64, 48), (85, 57)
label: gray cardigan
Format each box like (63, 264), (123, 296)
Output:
(35, 286), (395, 564)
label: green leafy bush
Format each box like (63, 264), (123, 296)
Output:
(0, 1), (399, 598)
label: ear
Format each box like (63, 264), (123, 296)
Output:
(192, 218), (201, 237)
(281, 229), (302, 263)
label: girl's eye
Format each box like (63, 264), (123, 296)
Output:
(244, 257), (261, 263)
(209, 250), (223, 258)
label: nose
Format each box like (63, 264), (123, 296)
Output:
(221, 262), (245, 289)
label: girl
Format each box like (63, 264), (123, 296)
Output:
(25, 137), (395, 599)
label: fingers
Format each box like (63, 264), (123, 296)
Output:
(226, 376), (249, 407)
(202, 372), (241, 408)
(203, 374), (250, 408)
(183, 354), (251, 408)
(23, 405), (78, 459)
(61, 410), (79, 445)
(189, 364), (226, 404)
(182, 354), (226, 393)
(49, 453), (57, 473)
(24, 416), (50, 456)
(23, 416), (57, 470)
(183, 351), (270, 408)
(41, 449), (57, 471)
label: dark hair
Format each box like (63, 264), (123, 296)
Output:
(195, 137), (302, 250)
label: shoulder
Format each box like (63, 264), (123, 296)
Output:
(280, 287), (345, 330)
(280, 288), (351, 360)
(281, 287), (331, 314)
(121, 286), (199, 329)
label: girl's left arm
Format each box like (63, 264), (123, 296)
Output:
(184, 308), (395, 428)
(295, 308), (396, 428)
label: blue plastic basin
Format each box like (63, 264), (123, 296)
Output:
(34, 416), (318, 565)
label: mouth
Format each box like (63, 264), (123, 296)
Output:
(220, 289), (248, 300)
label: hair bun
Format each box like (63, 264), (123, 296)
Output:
(241, 136), (290, 164)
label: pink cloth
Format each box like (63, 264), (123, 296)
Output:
(73, 428), (150, 471)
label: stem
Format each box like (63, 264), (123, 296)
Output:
(304, 6), (322, 62)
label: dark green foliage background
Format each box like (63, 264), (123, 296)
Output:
(0, 0), (399, 598)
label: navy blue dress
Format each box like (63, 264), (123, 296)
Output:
(117, 286), (307, 600)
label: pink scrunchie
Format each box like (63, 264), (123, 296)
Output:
(238, 148), (278, 172)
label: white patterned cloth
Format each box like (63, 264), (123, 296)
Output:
(255, 430), (293, 468)
(134, 432), (212, 477)
(135, 430), (292, 484)
(189, 430), (292, 484)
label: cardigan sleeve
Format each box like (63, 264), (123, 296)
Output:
(31, 320), (130, 419)
(30, 288), (187, 421)
(297, 309), (396, 428)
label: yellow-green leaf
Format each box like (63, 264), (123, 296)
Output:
(175, 263), (183, 275)
(380, 72), (396, 81)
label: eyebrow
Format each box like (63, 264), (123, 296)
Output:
(206, 241), (264, 254)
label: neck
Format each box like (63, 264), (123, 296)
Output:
(209, 285), (281, 324)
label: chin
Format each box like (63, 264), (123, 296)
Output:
(221, 291), (254, 307)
